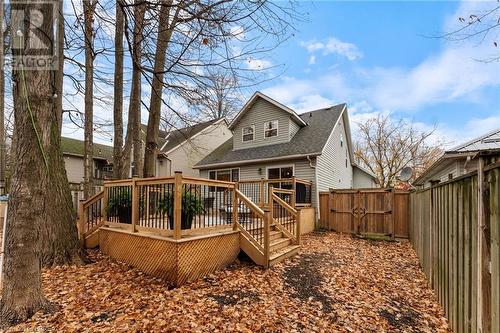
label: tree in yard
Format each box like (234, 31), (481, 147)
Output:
(0, 0), (82, 325)
(121, 0), (146, 178)
(353, 113), (443, 188)
(112, 0), (125, 179)
(82, 0), (97, 198)
(182, 68), (243, 122)
(0, 1), (5, 195)
(138, 0), (298, 177)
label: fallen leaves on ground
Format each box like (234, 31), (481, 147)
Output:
(5, 232), (450, 332)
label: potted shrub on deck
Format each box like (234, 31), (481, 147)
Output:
(106, 190), (132, 224)
(159, 191), (204, 230)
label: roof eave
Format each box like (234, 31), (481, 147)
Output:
(194, 152), (322, 169)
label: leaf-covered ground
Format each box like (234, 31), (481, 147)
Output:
(5, 232), (449, 332)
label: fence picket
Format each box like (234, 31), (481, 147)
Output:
(409, 165), (499, 333)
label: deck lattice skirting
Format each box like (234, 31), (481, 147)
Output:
(99, 227), (240, 286)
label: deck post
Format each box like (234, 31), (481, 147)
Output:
(131, 177), (139, 233)
(232, 184), (238, 231)
(263, 207), (271, 268)
(102, 185), (108, 222)
(296, 208), (301, 245)
(78, 200), (85, 246)
(260, 179), (265, 207)
(291, 176), (296, 208)
(173, 171), (183, 240)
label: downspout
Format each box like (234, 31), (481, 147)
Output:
(308, 155), (320, 227)
(307, 155), (315, 168)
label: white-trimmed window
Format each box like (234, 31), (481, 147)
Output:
(264, 120), (278, 138)
(267, 165), (293, 179)
(209, 168), (240, 191)
(242, 125), (254, 142)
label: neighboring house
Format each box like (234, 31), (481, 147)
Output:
(62, 119), (230, 188)
(194, 92), (377, 213)
(61, 137), (114, 189)
(154, 118), (231, 177)
(414, 128), (500, 188)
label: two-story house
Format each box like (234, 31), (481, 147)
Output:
(194, 92), (376, 215)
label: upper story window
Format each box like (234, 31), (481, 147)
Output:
(340, 133), (344, 147)
(264, 120), (278, 138)
(242, 125), (254, 142)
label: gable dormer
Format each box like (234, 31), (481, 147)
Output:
(229, 92), (307, 151)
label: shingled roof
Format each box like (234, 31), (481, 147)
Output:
(61, 137), (113, 160)
(194, 104), (346, 168)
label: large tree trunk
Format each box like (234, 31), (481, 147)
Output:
(0, 0), (62, 325)
(55, 0), (63, 135)
(112, 0), (124, 179)
(129, 0), (145, 177)
(143, 0), (175, 178)
(39, 0), (84, 266)
(0, 2), (5, 195)
(83, 0), (95, 197)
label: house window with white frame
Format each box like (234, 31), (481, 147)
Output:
(242, 125), (254, 142)
(264, 120), (278, 138)
(267, 166), (293, 179)
(209, 169), (240, 191)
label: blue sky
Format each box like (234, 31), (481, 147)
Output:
(252, 0), (500, 147)
(61, 0), (500, 148)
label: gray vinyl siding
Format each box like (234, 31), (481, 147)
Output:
(64, 155), (85, 184)
(289, 120), (301, 139)
(353, 168), (376, 188)
(315, 115), (353, 192)
(233, 98), (299, 150)
(166, 122), (232, 177)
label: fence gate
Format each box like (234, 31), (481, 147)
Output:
(319, 189), (409, 238)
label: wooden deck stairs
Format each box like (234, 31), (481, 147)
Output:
(235, 187), (301, 268)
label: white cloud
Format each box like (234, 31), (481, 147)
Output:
(301, 37), (363, 61)
(246, 58), (272, 70)
(366, 44), (500, 110)
(308, 55), (316, 65)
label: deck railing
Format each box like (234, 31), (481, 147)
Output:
(270, 186), (300, 244)
(77, 173), (302, 263)
(78, 190), (105, 242)
(237, 177), (312, 207)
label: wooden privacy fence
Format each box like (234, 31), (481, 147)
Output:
(318, 189), (410, 238)
(409, 161), (499, 333)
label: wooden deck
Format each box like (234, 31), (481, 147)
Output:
(78, 173), (315, 286)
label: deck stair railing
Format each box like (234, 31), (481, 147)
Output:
(270, 186), (300, 244)
(77, 172), (302, 266)
(78, 190), (105, 244)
